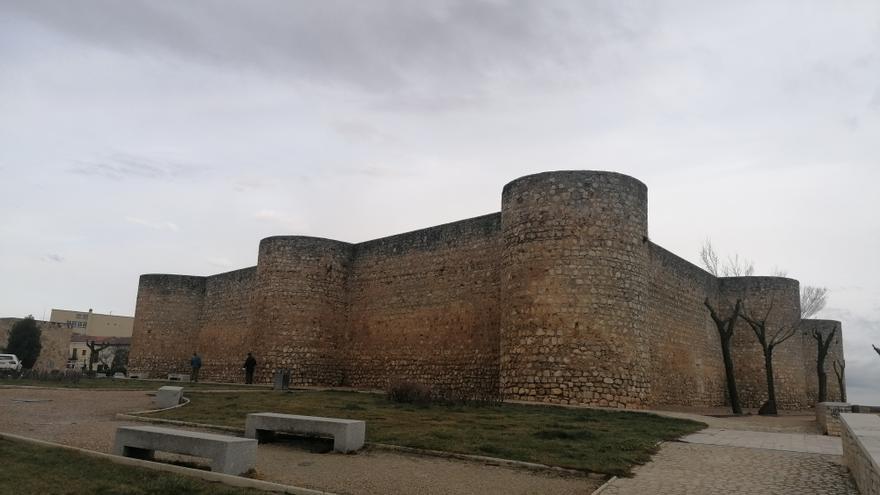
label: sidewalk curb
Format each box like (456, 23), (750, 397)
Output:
(590, 476), (618, 494)
(0, 431), (335, 495)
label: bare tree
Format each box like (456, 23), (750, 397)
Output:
(704, 298), (744, 414)
(833, 360), (846, 402)
(700, 240), (755, 277)
(811, 323), (838, 403)
(740, 301), (799, 415)
(700, 240), (721, 276)
(85, 340), (111, 372)
(801, 286), (828, 319)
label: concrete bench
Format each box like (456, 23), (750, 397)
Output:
(113, 425), (257, 475)
(154, 386), (184, 409)
(167, 373), (190, 382)
(245, 413), (365, 453)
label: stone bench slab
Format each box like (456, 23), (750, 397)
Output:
(113, 425), (257, 475)
(154, 386), (183, 409)
(245, 412), (365, 453)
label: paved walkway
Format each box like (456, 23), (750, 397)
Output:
(600, 417), (855, 495)
(599, 442), (856, 495)
(683, 428), (843, 455)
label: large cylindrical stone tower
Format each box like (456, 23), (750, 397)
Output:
(718, 277), (806, 409)
(499, 171), (651, 408)
(128, 274), (206, 376)
(250, 236), (353, 386)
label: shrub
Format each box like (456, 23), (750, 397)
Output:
(387, 381), (432, 405)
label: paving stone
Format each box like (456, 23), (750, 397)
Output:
(601, 443), (856, 495)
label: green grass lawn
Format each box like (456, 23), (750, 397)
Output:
(0, 437), (263, 495)
(0, 376), (269, 391)
(145, 390), (705, 476)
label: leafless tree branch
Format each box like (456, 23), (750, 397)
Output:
(801, 286), (828, 319)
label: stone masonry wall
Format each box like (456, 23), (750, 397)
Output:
(499, 171), (651, 408)
(345, 214), (501, 397)
(196, 267), (257, 383)
(646, 243), (726, 407)
(250, 237), (353, 386)
(127, 170), (843, 410)
(128, 274), (206, 376)
(802, 319), (846, 404)
(719, 277), (807, 409)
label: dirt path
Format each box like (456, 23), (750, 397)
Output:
(0, 388), (600, 495)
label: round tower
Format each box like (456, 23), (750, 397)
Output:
(128, 274), (206, 376)
(499, 171), (651, 408)
(250, 236), (353, 386)
(718, 277), (806, 409)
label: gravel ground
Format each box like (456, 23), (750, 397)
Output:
(0, 388), (601, 495)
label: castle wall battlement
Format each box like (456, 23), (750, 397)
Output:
(128, 170), (844, 409)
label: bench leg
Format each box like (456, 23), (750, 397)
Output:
(212, 443), (258, 475)
(122, 446), (155, 460)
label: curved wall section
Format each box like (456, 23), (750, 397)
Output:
(251, 236), (353, 386)
(801, 319), (846, 404)
(499, 171), (651, 408)
(718, 277), (805, 409)
(128, 274), (206, 376)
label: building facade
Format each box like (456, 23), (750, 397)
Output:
(50, 309), (134, 338)
(128, 171), (845, 409)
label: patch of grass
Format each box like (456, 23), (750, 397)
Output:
(0, 437), (263, 494)
(145, 390), (705, 476)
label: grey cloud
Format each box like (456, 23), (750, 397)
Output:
(2, 0), (650, 95)
(68, 152), (204, 181)
(41, 254), (64, 263)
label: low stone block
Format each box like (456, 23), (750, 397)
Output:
(245, 412), (365, 453)
(155, 386), (183, 409)
(841, 413), (880, 495)
(817, 402), (852, 436)
(167, 373), (190, 382)
(113, 425), (257, 475)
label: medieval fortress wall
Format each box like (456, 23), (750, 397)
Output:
(128, 170), (844, 409)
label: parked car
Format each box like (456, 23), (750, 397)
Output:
(0, 354), (23, 375)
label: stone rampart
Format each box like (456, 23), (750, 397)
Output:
(127, 170), (844, 409)
(345, 213), (501, 397)
(801, 319), (845, 404)
(646, 243), (726, 407)
(718, 277), (806, 409)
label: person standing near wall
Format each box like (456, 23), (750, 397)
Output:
(190, 352), (202, 382)
(243, 352), (257, 384)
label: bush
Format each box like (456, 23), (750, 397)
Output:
(387, 381), (432, 405)
(5, 316), (42, 369)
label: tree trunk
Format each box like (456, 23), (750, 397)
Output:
(762, 349), (778, 415)
(720, 337), (742, 415)
(817, 369), (828, 403)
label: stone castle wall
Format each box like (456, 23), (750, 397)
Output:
(646, 243), (727, 407)
(801, 319), (846, 404)
(128, 170), (845, 409)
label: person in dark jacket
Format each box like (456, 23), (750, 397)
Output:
(243, 352), (257, 384)
(190, 352), (202, 382)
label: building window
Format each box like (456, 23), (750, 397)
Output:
(81, 349), (86, 356)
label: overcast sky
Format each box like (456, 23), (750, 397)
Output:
(1, 1), (878, 403)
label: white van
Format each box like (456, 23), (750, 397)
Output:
(0, 354), (23, 374)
